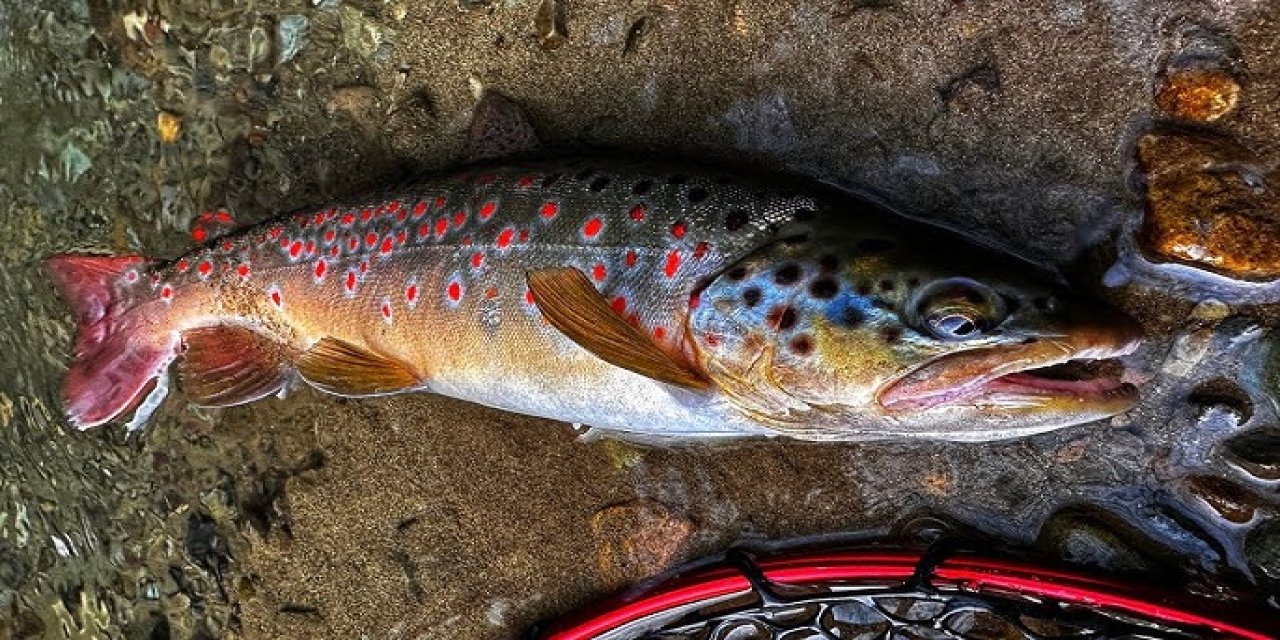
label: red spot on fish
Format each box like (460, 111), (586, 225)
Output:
(447, 281), (462, 302)
(289, 241), (303, 258)
(435, 217), (449, 238)
(693, 241), (710, 259)
(396, 230), (407, 245)
(198, 261), (212, 277)
(380, 237), (393, 255)
(463, 235), (474, 246)
(453, 211), (467, 228)
(653, 326), (667, 340)
(611, 296), (627, 315)
(627, 313), (641, 328)
(359, 260), (369, 274)
(269, 226), (283, 239)
(477, 173), (497, 185)
(176, 259), (189, 272)
(341, 213), (356, 226)
(345, 271), (357, 293)
(671, 221), (686, 239)
(583, 217), (603, 239)
(280, 236), (291, 249)
(305, 240), (315, 255)
(192, 227), (207, 242)
(330, 246), (340, 257)
(270, 289), (282, 307)
(381, 300), (392, 320)
(360, 208), (373, 222)
(517, 175), (535, 188)
(485, 286), (498, 299)
(125, 270), (138, 282)
(525, 289), (536, 305)
(315, 260), (327, 279)
(418, 223), (431, 239)
(629, 205), (645, 221)
(592, 263), (606, 282)
(664, 250), (681, 278)
(348, 236), (359, 251)
(705, 334), (721, 347)
(625, 250), (638, 267)
(497, 227), (514, 249)
(215, 210), (233, 224)
(413, 201), (428, 218)
(434, 196), (447, 209)
(313, 212), (326, 225)
(689, 291), (701, 309)
(161, 285), (173, 300)
(221, 240), (235, 252)
(388, 200), (401, 213)
(479, 201), (497, 221)
(471, 252), (484, 269)
(324, 229), (337, 244)
(237, 264), (250, 278)
(519, 229), (530, 243)
(365, 232), (378, 247)
(540, 202), (559, 219)
(406, 284), (418, 303)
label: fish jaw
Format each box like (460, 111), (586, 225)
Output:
(875, 310), (1144, 417)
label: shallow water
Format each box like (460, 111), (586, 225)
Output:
(1, 0), (1278, 638)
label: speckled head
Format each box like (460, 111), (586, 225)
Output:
(687, 210), (1145, 440)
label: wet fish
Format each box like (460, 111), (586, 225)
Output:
(45, 96), (1143, 442)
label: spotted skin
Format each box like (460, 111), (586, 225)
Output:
(51, 157), (1143, 440)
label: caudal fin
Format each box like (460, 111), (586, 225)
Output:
(45, 254), (177, 429)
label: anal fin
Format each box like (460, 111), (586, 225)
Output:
(527, 267), (711, 390)
(179, 326), (294, 407)
(296, 336), (422, 396)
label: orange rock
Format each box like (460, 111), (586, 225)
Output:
(157, 111), (182, 144)
(590, 499), (693, 586)
(1137, 131), (1280, 281)
(1154, 68), (1240, 123)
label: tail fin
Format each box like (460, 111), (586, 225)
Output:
(45, 254), (177, 429)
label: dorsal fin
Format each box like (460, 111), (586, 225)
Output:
(179, 326), (293, 407)
(464, 88), (540, 162)
(296, 337), (422, 396)
(526, 267), (711, 390)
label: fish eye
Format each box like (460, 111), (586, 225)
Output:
(909, 278), (1006, 341)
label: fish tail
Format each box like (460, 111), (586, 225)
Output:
(45, 254), (177, 429)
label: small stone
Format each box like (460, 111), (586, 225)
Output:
(1190, 299), (1230, 321)
(277, 15), (309, 64)
(157, 111), (181, 143)
(1155, 67), (1240, 123)
(1245, 519), (1280, 580)
(1183, 475), (1264, 524)
(1137, 131), (1280, 281)
(590, 499), (693, 586)
(1162, 328), (1214, 378)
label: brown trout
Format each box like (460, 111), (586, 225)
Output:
(46, 98), (1143, 442)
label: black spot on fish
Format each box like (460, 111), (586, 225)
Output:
(857, 238), (896, 253)
(879, 279), (895, 292)
(809, 278), (838, 299)
(668, 174), (689, 185)
(541, 173), (562, 188)
(794, 207), (817, 222)
(727, 266), (749, 281)
(743, 287), (762, 307)
(633, 180), (653, 196)
(880, 326), (903, 343)
(834, 305), (864, 327)
(575, 168), (594, 180)
(819, 254), (840, 272)
(687, 186), (708, 203)
(856, 282), (872, 296)
(768, 306), (798, 331)
(774, 264), (802, 285)
(907, 277), (920, 288)
(725, 209), (749, 232)
(589, 176), (611, 192)
(789, 335), (814, 356)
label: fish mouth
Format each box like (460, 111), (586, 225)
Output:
(877, 320), (1144, 414)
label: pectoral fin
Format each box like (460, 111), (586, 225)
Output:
(527, 267), (711, 390)
(296, 337), (422, 396)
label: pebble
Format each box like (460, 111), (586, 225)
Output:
(157, 111), (181, 143)
(1155, 67), (1240, 123)
(589, 499), (692, 585)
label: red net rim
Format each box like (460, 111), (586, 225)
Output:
(537, 549), (1278, 640)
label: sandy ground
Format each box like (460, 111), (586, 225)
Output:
(1, 1), (1279, 638)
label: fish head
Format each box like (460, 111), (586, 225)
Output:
(687, 218), (1144, 438)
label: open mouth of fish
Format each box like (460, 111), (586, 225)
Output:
(877, 337), (1142, 413)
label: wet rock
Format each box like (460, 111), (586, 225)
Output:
(1036, 507), (1160, 574)
(1161, 328), (1214, 378)
(590, 499), (693, 586)
(943, 609), (1024, 640)
(712, 619), (772, 640)
(1155, 67), (1240, 123)
(1189, 298), (1230, 322)
(1182, 475), (1265, 524)
(1245, 519), (1280, 582)
(157, 111), (181, 143)
(1137, 131), (1280, 281)
(1222, 427), (1280, 481)
(820, 600), (890, 639)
